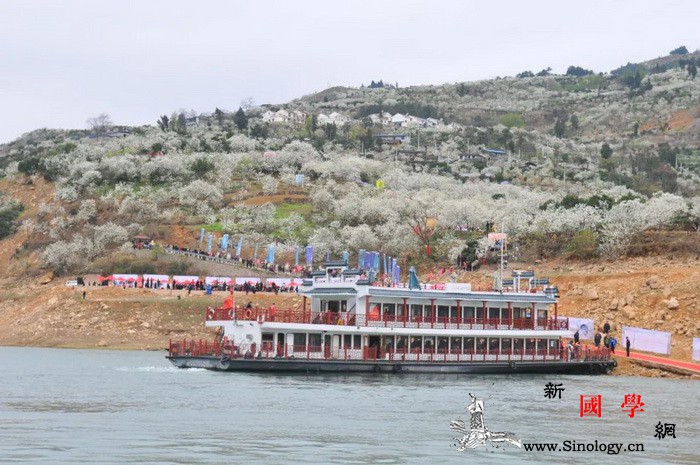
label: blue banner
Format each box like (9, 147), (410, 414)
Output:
(325, 250), (331, 262)
(207, 233), (213, 254)
(372, 252), (380, 270)
(267, 244), (276, 263)
(383, 254), (387, 275)
(236, 236), (243, 256)
(358, 249), (365, 268)
(221, 234), (229, 251)
(393, 264), (401, 284)
(294, 246), (300, 266)
(342, 250), (349, 263)
(199, 228), (205, 243)
(305, 246), (314, 265)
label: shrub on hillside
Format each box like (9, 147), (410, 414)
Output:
(566, 229), (599, 259)
(0, 200), (24, 239)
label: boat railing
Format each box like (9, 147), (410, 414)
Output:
(170, 339), (611, 363)
(205, 307), (569, 331)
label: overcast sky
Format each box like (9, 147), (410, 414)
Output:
(1, 0), (698, 143)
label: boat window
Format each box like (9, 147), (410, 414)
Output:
(450, 337), (461, 352)
(525, 338), (536, 351)
(537, 338), (547, 353)
(464, 306), (476, 319)
(500, 308), (509, 320)
(476, 337), (487, 351)
(308, 333), (322, 350)
(382, 303), (396, 319)
(501, 338), (512, 354)
(396, 336), (408, 350)
(449, 306), (458, 319)
(410, 304), (423, 318)
(513, 338), (524, 353)
(343, 334), (352, 349)
(383, 336), (395, 352)
(423, 337), (435, 353)
(537, 309), (547, 319)
(464, 337), (475, 353)
(437, 337), (448, 352)
(353, 335), (362, 349)
(488, 307), (500, 319)
(488, 338), (499, 353)
(410, 336), (422, 350)
(476, 306), (484, 319)
(437, 305), (449, 318)
(293, 333), (306, 347)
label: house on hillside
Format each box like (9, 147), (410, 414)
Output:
(328, 112), (350, 125)
(391, 113), (408, 127)
(262, 109), (302, 124)
(374, 133), (411, 145)
(404, 115), (426, 128)
(424, 117), (444, 128)
(459, 152), (488, 161)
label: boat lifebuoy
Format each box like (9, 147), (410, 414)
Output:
(393, 364), (403, 374)
(207, 307), (215, 320)
(245, 309), (252, 319)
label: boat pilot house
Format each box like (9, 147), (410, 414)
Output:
(168, 261), (614, 374)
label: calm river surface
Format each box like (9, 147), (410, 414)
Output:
(0, 347), (697, 464)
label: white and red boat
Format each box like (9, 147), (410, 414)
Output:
(167, 261), (615, 374)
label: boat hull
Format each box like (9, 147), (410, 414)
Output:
(166, 356), (616, 375)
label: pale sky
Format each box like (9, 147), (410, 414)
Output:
(1, 0), (698, 143)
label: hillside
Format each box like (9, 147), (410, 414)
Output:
(0, 50), (698, 370)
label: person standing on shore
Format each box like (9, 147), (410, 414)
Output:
(626, 337), (631, 357)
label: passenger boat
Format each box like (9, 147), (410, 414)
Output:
(167, 261), (615, 374)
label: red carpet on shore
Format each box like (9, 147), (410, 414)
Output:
(620, 351), (700, 373)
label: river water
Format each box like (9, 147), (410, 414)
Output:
(0, 347), (697, 464)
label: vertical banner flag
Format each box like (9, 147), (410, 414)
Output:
(358, 249), (366, 268)
(199, 228), (205, 243)
(253, 244), (259, 261)
(267, 244), (276, 263)
(342, 250), (349, 263)
(221, 234), (229, 251)
(305, 246), (314, 265)
(373, 252), (380, 270)
(325, 250), (331, 262)
(383, 254), (387, 275)
(393, 264), (401, 284)
(207, 233), (213, 254)
(294, 246), (300, 266)
(236, 237), (243, 256)
(391, 258), (397, 275)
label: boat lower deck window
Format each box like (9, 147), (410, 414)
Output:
(308, 333), (322, 351)
(501, 338), (512, 353)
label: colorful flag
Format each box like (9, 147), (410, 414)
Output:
(236, 237), (243, 256)
(305, 246), (314, 265)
